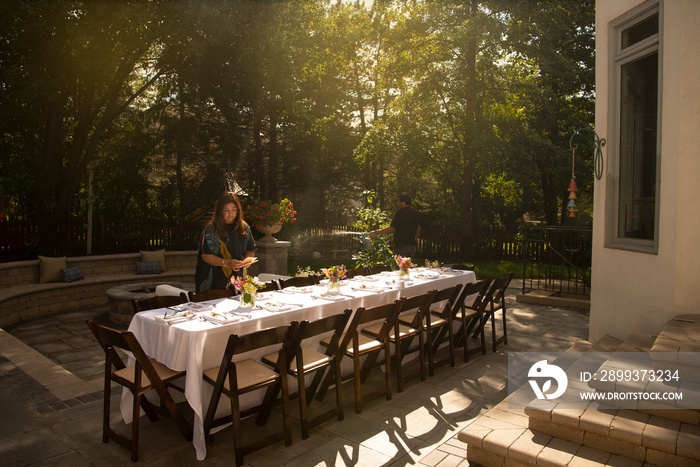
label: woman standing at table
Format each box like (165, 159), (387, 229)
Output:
(195, 191), (256, 292)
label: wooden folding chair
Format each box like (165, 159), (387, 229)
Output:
(423, 284), (463, 375)
(477, 273), (514, 352)
(258, 280), (280, 292)
(263, 310), (352, 439)
(367, 265), (392, 275)
(366, 290), (437, 392)
(202, 323), (300, 467)
(189, 288), (234, 302)
(319, 300), (403, 414)
(345, 267), (370, 278)
(131, 295), (187, 314)
(446, 263), (475, 271)
(86, 320), (192, 462)
(453, 279), (493, 361)
(278, 275), (319, 289)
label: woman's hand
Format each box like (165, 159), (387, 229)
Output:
(230, 259), (245, 271)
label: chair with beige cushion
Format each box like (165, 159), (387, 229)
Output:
(202, 323), (301, 466)
(453, 278), (493, 361)
(86, 319), (192, 462)
(364, 290), (437, 392)
(262, 310), (352, 439)
(422, 284), (463, 375)
(477, 273), (514, 352)
(319, 300), (403, 414)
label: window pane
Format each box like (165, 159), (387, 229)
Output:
(621, 13), (658, 49)
(618, 52), (658, 240)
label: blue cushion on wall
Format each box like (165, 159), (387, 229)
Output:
(60, 266), (84, 283)
(136, 261), (162, 275)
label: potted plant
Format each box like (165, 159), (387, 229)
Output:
(244, 198), (297, 242)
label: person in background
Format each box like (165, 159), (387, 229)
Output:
(195, 191), (256, 292)
(369, 192), (421, 257)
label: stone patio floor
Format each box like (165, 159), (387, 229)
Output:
(0, 280), (590, 466)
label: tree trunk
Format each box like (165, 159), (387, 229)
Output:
(268, 112), (279, 201)
(176, 77), (186, 242)
(540, 168), (559, 225)
(458, 0), (479, 259)
(250, 105), (264, 198)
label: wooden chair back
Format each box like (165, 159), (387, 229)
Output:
(491, 273), (514, 311)
(131, 294), (187, 314)
(189, 288), (234, 302)
(279, 276), (319, 289)
(345, 267), (370, 278)
(368, 265), (391, 275)
(258, 280), (280, 292)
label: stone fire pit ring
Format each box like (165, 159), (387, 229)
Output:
(107, 281), (195, 325)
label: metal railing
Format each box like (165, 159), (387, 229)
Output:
(520, 226), (592, 297)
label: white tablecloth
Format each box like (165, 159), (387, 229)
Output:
(122, 268), (475, 460)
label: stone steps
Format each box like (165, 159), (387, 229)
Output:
(458, 316), (700, 466)
(525, 404), (700, 466)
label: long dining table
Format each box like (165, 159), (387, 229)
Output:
(121, 267), (476, 460)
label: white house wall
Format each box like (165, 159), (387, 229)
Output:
(590, 0), (700, 341)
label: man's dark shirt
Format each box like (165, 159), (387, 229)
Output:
(390, 206), (420, 248)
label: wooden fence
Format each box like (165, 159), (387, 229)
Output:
(0, 217), (523, 263)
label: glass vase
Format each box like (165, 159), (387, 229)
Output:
(399, 268), (410, 280)
(240, 291), (256, 308)
(326, 279), (341, 296)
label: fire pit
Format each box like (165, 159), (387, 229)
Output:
(107, 281), (194, 325)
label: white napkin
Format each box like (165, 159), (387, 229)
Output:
(352, 284), (387, 293)
(154, 315), (191, 324)
(278, 286), (313, 294)
(203, 312), (245, 324)
(352, 275), (379, 282)
(311, 293), (346, 301)
(414, 271), (440, 280)
(258, 301), (294, 312)
(167, 302), (214, 313)
(438, 268), (463, 275)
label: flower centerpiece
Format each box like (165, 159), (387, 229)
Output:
(245, 198), (297, 243)
(232, 275), (265, 307)
(394, 255), (416, 280)
(321, 265), (347, 295)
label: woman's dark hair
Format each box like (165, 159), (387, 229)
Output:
(207, 191), (248, 240)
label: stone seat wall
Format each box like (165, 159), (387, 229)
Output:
(0, 251), (196, 327)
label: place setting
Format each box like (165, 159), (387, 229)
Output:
(276, 286), (313, 294)
(351, 282), (390, 294)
